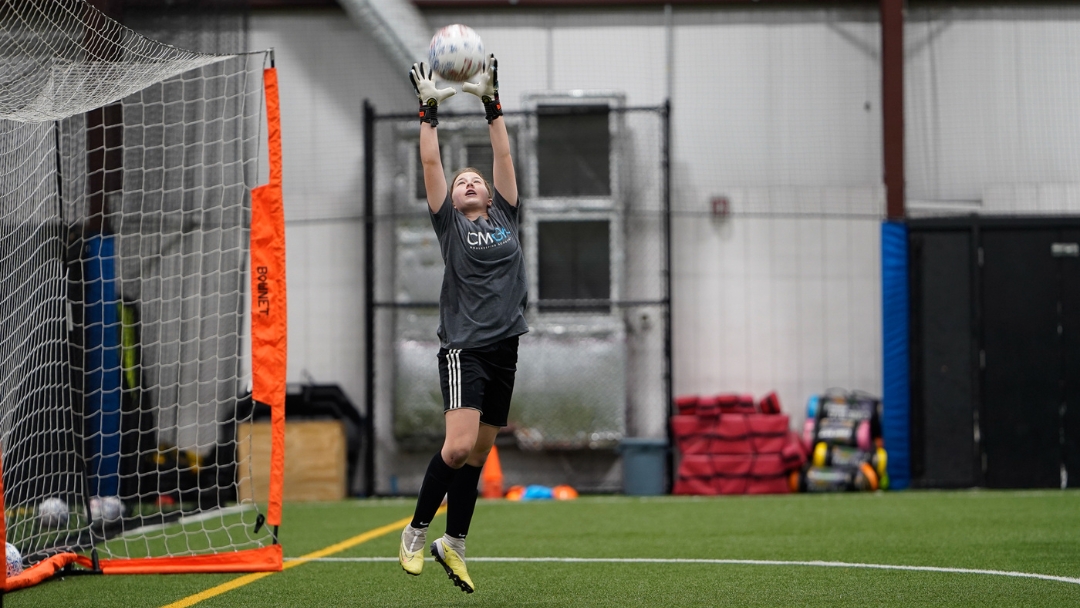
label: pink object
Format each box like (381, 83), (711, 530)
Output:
(856, 420), (872, 451)
(803, 418), (817, 451)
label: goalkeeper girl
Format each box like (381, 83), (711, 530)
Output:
(398, 54), (527, 595)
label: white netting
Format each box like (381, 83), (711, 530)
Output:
(1, 0), (274, 574)
(0, 0), (227, 123)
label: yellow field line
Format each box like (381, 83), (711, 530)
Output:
(160, 571), (277, 608)
(162, 507), (443, 608)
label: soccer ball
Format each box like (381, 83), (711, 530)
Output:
(37, 497), (69, 529)
(89, 496), (124, 525)
(428, 24), (485, 82)
(5, 542), (22, 577)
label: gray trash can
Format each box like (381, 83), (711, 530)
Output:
(618, 437), (668, 495)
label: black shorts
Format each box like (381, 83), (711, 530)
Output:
(437, 335), (519, 427)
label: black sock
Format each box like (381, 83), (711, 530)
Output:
(445, 463), (483, 539)
(411, 452), (457, 529)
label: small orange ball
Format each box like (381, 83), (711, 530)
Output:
(552, 485), (578, 500)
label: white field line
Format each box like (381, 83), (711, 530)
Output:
(284, 556), (1080, 587)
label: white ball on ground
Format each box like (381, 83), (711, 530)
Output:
(37, 497), (70, 529)
(89, 496), (124, 524)
(5, 542), (22, 577)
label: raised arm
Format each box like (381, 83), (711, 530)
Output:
(464, 54), (517, 206)
(419, 119), (446, 212)
(489, 108), (517, 207)
(410, 62), (456, 213)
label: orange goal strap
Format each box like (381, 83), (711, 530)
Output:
(251, 66), (287, 527)
(4, 553), (80, 591)
(74, 544), (283, 575)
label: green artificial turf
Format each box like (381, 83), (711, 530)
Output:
(7, 490), (1080, 607)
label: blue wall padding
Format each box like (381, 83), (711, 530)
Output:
(84, 234), (122, 497)
(881, 222), (910, 490)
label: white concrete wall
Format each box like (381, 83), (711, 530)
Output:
(906, 5), (1080, 209)
(666, 9), (884, 428)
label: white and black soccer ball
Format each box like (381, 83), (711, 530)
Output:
(428, 24), (485, 82)
(5, 542), (22, 577)
(89, 496), (124, 525)
(37, 497), (69, 529)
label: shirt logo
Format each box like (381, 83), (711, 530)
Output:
(467, 226), (510, 247)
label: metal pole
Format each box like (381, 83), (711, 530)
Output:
(662, 99), (674, 494)
(881, 0), (905, 219)
(363, 100), (376, 497)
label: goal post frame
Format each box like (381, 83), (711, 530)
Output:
(250, 65), (288, 533)
(0, 59), (287, 591)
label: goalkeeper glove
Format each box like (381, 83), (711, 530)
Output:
(409, 62), (455, 127)
(462, 54), (502, 124)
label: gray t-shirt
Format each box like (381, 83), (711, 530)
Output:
(430, 189), (529, 349)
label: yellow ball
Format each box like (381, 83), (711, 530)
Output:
(812, 442), (829, 467)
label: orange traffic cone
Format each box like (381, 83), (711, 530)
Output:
(482, 445), (504, 499)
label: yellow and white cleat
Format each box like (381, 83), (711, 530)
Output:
(431, 536), (474, 593)
(399, 525), (426, 576)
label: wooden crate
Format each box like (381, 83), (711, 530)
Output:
(237, 420), (347, 502)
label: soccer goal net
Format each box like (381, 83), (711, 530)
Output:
(0, 0), (286, 590)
